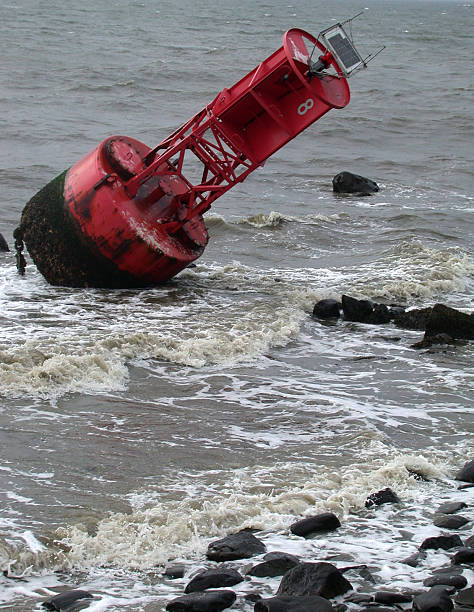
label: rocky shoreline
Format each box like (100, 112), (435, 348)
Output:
(32, 460), (474, 611)
(312, 296), (474, 349)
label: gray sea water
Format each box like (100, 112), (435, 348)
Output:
(0, 0), (473, 609)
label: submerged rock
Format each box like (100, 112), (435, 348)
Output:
(290, 512), (341, 537)
(365, 488), (401, 508)
(0, 233), (9, 252)
(166, 589), (236, 611)
(42, 589), (94, 610)
(277, 562), (353, 599)
(206, 529), (266, 562)
(332, 171), (379, 195)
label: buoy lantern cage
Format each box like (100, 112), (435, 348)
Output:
(19, 26), (364, 288)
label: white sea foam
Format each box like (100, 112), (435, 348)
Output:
(46, 449), (471, 572)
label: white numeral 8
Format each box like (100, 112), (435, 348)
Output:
(297, 98), (314, 115)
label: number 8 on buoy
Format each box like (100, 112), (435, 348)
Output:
(297, 98), (315, 115)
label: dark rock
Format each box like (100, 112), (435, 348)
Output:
(341, 296), (391, 325)
(290, 513), (341, 537)
(341, 295), (373, 322)
(277, 562), (353, 599)
(425, 304), (474, 341)
(374, 590), (412, 604)
(360, 608), (398, 612)
(340, 564), (376, 583)
(184, 567), (243, 593)
(333, 605), (348, 612)
(413, 586), (454, 612)
(345, 593), (373, 604)
(389, 305), (405, 319)
(42, 589), (93, 610)
(393, 307), (433, 331)
(464, 534), (474, 547)
(164, 564), (185, 579)
(455, 586), (474, 609)
(332, 172), (379, 195)
(0, 233), (9, 252)
(433, 514), (469, 529)
(166, 589), (236, 611)
(254, 595), (334, 611)
(245, 592), (262, 603)
(401, 551), (425, 567)
(437, 502), (468, 515)
(365, 487), (401, 508)
(206, 529), (266, 562)
(407, 468), (431, 481)
(451, 547), (474, 565)
(458, 483), (474, 490)
(420, 535), (463, 551)
(312, 299), (341, 319)
(248, 552), (300, 577)
(424, 574), (468, 589)
(456, 460), (474, 484)
(412, 333), (456, 349)
(432, 566), (463, 576)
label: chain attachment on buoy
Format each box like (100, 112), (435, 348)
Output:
(13, 227), (26, 276)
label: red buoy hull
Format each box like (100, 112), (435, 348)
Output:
(64, 135), (209, 284)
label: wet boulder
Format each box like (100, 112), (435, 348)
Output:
(455, 460), (474, 483)
(43, 589), (94, 610)
(166, 589), (236, 611)
(451, 547), (474, 565)
(248, 552), (300, 577)
(184, 567), (243, 593)
(413, 585), (454, 612)
(454, 585), (474, 609)
(424, 573), (468, 589)
(277, 562), (353, 599)
(254, 594), (334, 611)
(393, 307), (433, 331)
(0, 233), (8, 252)
(332, 171), (379, 195)
(433, 514), (469, 529)
(437, 501), (467, 514)
(341, 295), (391, 325)
(206, 529), (266, 562)
(290, 512), (341, 537)
(419, 534), (463, 551)
(374, 591), (412, 605)
(365, 487), (401, 508)
(425, 304), (474, 341)
(312, 299), (341, 319)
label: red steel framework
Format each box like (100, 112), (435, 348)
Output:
(64, 28), (351, 284)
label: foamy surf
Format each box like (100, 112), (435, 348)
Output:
(2, 448), (468, 575)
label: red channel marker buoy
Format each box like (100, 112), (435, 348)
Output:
(17, 26), (362, 288)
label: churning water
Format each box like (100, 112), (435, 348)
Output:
(0, 0), (472, 609)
